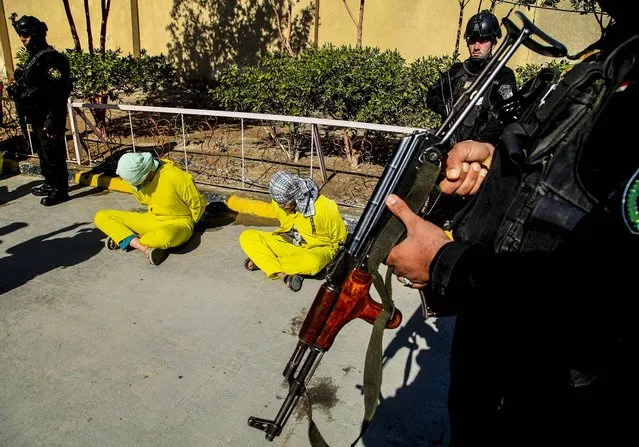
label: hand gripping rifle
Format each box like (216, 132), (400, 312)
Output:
(248, 12), (567, 444)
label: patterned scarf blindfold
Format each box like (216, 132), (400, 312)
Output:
(269, 171), (319, 217)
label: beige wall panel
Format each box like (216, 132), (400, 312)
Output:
(1, 0), (133, 65)
(0, 0), (606, 82)
(138, 0), (173, 56)
(365, 0), (461, 60)
(490, 3), (603, 67)
(318, 1), (603, 69)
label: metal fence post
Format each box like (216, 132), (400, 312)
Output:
(67, 99), (82, 165)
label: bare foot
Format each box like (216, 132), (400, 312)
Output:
(128, 237), (152, 263)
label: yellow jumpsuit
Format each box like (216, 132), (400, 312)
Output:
(94, 160), (207, 249)
(239, 195), (348, 278)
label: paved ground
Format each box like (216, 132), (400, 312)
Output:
(0, 173), (454, 447)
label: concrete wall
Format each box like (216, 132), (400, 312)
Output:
(0, 0), (605, 82)
(321, 0), (604, 67)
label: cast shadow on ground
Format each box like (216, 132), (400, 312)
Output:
(0, 176), (44, 205)
(198, 201), (278, 232)
(68, 183), (111, 201)
(169, 202), (238, 256)
(0, 222), (28, 245)
(360, 306), (455, 447)
(0, 222), (104, 296)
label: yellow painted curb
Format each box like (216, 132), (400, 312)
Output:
(226, 195), (274, 219)
(74, 171), (132, 193)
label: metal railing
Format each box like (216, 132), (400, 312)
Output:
(2, 98), (428, 208)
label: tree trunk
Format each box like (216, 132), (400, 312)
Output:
(286, 0), (293, 53)
(83, 0), (94, 54)
(356, 0), (364, 48)
(453, 2), (467, 60)
(267, 0), (294, 55)
(62, 0), (82, 51)
(99, 0), (111, 53)
(342, 0), (365, 48)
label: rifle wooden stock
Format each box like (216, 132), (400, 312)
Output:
(299, 269), (402, 349)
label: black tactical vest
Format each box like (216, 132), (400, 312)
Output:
(452, 34), (639, 254)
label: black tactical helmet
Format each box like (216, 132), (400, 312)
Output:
(10, 13), (48, 37)
(464, 11), (502, 41)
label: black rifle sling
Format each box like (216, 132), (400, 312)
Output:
(358, 158), (441, 444)
(306, 157), (441, 447)
(307, 389), (330, 447)
(21, 47), (56, 76)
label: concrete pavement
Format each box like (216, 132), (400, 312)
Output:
(0, 172), (454, 447)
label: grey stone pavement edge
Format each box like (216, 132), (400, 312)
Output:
(0, 172), (454, 447)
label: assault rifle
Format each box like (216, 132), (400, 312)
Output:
(248, 11), (567, 444)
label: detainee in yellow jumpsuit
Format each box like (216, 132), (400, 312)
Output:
(239, 171), (348, 291)
(94, 152), (206, 265)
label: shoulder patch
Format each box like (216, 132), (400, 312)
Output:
(48, 67), (62, 80)
(498, 84), (514, 100)
(622, 168), (639, 235)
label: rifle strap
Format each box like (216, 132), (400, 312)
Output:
(22, 47), (56, 75)
(306, 155), (440, 447)
(351, 157), (441, 444)
(306, 390), (330, 447)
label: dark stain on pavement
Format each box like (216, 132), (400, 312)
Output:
(289, 310), (307, 336)
(295, 376), (340, 421)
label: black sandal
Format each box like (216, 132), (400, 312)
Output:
(148, 248), (167, 266)
(282, 274), (303, 292)
(105, 237), (118, 251)
(244, 257), (260, 271)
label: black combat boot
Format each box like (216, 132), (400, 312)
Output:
(40, 190), (69, 206)
(31, 183), (53, 196)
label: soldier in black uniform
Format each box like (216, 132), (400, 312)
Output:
(386, 1), (637, 445)
(427, 11), (517, 144)
(7, 14), (73, 206)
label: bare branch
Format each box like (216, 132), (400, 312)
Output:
(83, 0), (94, 54)
(99, 0), (111, 53)
(267, 0), (294, 55)
(62, 0), (82, 51)
(453, 1), (471, 59)
(341, 0), (358, 26)
(356, 0), (364, 48)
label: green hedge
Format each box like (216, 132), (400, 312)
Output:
(515, 59), (572, 87)
(64, 49), (176, 101)
(212, 44), (455, 131)
(213, 45), (574, 131)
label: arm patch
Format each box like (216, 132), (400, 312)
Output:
(48, 67), (62, 80)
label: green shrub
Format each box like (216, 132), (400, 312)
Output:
(402, 55), (456, 129)
(212, 45), (457, 165)
(64, 49), (176, 101)
(515, 59), (572, 87)
(213, 45), (454, 129)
